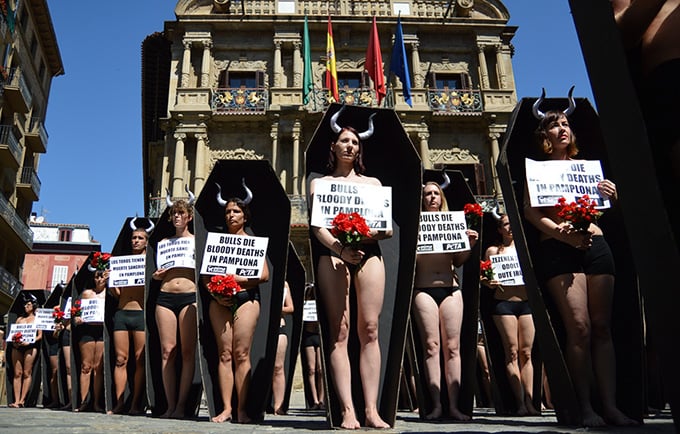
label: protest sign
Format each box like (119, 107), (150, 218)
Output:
(200, 232), (269, 278)
(416, 211), (470, 254)
(109, 254), (146, 287)
(81, 298), (105, 323)
(303, 300), (318, 322)
(35, 308), (56, 331)
(156, 237), (195, 270)
(7, 323), (37, 343)
(490, 253), (525, 286)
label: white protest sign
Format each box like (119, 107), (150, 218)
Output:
(416, 211), (470, 254)
(303, 300), (318, 322)
(80, 298), (105, 323)
(310, 179), (392, 231)
(109, 254), (146, 287)
(7, 323), (37, 343)
(63, 297), (72, 319)
(200, 232), (269, 278)
(35, 308), (57, 331)
(525, 158), (611, 208)
(156, 237), (195, 270)
(490, 253), (525, 286)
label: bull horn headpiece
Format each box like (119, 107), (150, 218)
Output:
(216, 178), (253, 207)
(166, 185), (196, 207)
(330, 105), (376, 140)
(532, 85), (576, 120)
(129, 215), (155, 234)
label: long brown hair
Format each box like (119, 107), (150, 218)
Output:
(535, 110), (579, 158)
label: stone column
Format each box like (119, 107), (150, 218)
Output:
(270, 121), (279, 174)
(194, 132), (208, 192)
(477, 45), (489, 89)
(293, 40), (302, 87)
(411, 41), (422, 88)
(274, 40), (282, 87)
(495, 44), (508, 89)
(489, 132), (501, 194)
(418, 121), (431, 169)
(172, 132), (187, 196)
(181, 40), (192, 88)
(201, 40), (212, 88)
(292, 120), (301, 195)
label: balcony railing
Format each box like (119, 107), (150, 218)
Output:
(25, 117), (48, 153)
(0, 124), (21, 168)
(211, 87), (269, 114)
(4, 68), (32, 112)
(304, 88), (379, 112)
(148, 195), (195, 219)
(18, 167), (41, 200)
(427, 88), (483, 114)
(0, 265), (22, 298)
(0, 191), (33, 249)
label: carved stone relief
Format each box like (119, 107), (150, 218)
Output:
(428, 147), (480, 166)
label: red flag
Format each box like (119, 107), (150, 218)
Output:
(365, 16), (386, 106)
(326, 16), (339, 103)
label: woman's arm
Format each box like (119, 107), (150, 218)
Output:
(282, 283), (294, 315)
(611, 0), (666, 49)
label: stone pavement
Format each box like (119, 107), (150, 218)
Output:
(0, 390), (674, 434)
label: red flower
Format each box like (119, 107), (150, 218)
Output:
(330, 212), (371, 247)
(463, 203), (483, 229)
(480, 260), (494, 281)
(11, 331), (22, 344)
(52, 306), (65, 324)
(90, 251), (111, 271)
(206, 274), (245, 317)
(555, 195), (603, 232)
(70, 299), (82, 318)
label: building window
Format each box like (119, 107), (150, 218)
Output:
(58, 228), (72, 242)
(51, 265), (69, 288)
(218, 70), (265, 89)
(30, 36), (38, 59)
(426, 72), (470, 90)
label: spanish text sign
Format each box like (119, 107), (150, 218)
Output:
(35, 308), (57, 331)
(7, 323), (37, 343)
(416, 211), (470, 254)
(109, 254), (146, 287)
(303, 300), (318, 322)
(200, 232), (269, 278)
(525, 158), (610, 208)
(81, 298), (105, 323)
(490, 253), (524, 286)
(310, 179), (392, 231)
(156, 237), (195, 270)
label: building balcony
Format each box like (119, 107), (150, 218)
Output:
(304, 88), (379, 112)
(211, 87), (269, 115)
(24, 117), (48, 154)
(0, 190), (33, 249)
(0, 124), (21, 169)
(173, 88), (212, 114)
(17, 167), (41, 201)
(3, 68), (32, 113)
(0, 264), (22, 299)
(427, 88), (483, 114)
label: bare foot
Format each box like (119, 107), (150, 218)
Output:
(604, 408), (639, 426)
(340, 410), (360, 430)
(129, 407), (146, 416)
(525, 398), (541, 416)
(515, 404), (529, 416)
(109, 400), (126, 415)
(236, 410), (252, 424)
(274, 407), (287, 415)
(168, 408), (185, 419)
(424, 405), (442, 420)
(93, 405), (105, 413)
(365, 413), (390, 429)
(582, 409), (606, 427)
(159, 408), (174, 419)
(8, 403), (19, 408)
(449, 408), (471, 421)
(211, 409), (232, 423)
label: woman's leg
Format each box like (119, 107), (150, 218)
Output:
(439, 291), (469, 421)
(172, 302), (197, 419)
(62, 345), (72, 405)
(546, 273), (603, 426)
(317, 255), (358, 429)
(92, 340), (105, 412)
(232, 300), (259, 423)
(155, 305), (178, 417)
(272, 332), (288, 414)
(587, 274), (636, 426)
(78, 340), (95, 411)
(18, 349), (37, 406)
(355, 255), (389, 428)
(303, 345), (320, 407)
(517, 314), (539, 415)
(412, 291), (443, 419)
(493, 314), (527, 415)
(48, 354), (60, 407)
(111, 329), (130, 413)
(315, 347), (325, 407)
(130, 330), (146, 414)
(10, 350), (23, 406)
(209, 301), (233, 422)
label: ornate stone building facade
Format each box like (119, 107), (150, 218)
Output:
(142, 0), (517, 272)
(0, 0), (63, 311)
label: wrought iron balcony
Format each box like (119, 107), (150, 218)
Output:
(147, 195), (194, 219)
(427, 88), (483, 114)
(304, 88), (378, 112)
(211, 87), (269, 114)
(0, 265), (22, 298)
(0, 190), (33, 249)
(17, 167), (41, 201)
(0, 124), (21, 169)
(3, 68), (32, 112)
(24, 117), (48, 153)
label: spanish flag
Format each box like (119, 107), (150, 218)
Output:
(326, 16), (339, 103)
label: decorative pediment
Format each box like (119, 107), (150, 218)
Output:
(428, 147), (480, 165)
(210, 148), (264, 164)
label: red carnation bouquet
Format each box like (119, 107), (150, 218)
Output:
(330, 212), (371, 248)
(480, 259), (494, 281)
(207, 274), (244, 316)
(463, 203), (483, 230)
(70, 299), (82, 318)
(52, 306), (65, 324)
(555, 195), (603, 232)
(90, 251), (112, 271)
(11, 331), (23, 344)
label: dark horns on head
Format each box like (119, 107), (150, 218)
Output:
(330, 105), (375, 140)
(532, 86), (576, 120)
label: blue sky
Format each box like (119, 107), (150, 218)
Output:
(35, 1), (593, 252)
